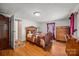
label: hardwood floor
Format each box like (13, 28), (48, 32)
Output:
(0, 40), (67, 56)
(49, 40), (67, 56)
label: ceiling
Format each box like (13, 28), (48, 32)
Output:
(0, 3), (78, 22)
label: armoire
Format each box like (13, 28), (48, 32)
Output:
(0, 14), (22, 49)
(0, 14), (9, 49)
(56, 26), (70, 42)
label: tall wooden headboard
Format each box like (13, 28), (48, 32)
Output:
(26, 26), (37, 41)
(26, 26), (37, 33)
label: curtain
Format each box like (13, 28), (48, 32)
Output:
(70, 13), (74, 35)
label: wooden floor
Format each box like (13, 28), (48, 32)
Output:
(0, 40), (67, 56)
(49, 40), (67, 56)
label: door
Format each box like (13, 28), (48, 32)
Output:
(47, 23), (55, 39)
(10, 15), (15, 49)
(0, 20), (9, 49)
(18, 20), (22, 40)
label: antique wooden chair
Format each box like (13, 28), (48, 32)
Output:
(65, 34), (79, 56)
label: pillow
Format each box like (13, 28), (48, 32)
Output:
(39, 33), (45, 37)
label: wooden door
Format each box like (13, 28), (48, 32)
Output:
(0, 14), (9, 49)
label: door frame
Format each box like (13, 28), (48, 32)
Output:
(47, 22), (55, 39)
(18, 20), (22, 40)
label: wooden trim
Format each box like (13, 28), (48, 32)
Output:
(47, 22), (55, 33)
(47, 22), (55, 39)
(18, 20), (22, 40)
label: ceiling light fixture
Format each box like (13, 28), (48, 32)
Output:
(33, 12), (40, 16)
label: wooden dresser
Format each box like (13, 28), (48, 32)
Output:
(56, 26), (69, 42)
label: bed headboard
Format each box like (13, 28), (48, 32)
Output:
(26, 26), (37, 33)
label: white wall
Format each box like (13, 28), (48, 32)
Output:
(53, 19), (69, 26)
(74, 13), (77, 38)
(22, 19), (40, 41)
(39, 22), (47, 33)
(14, 14), (70, 41)
(76, 9), (79, 39)
(39, 18), (70, 33)
(14, 13), (40, 41)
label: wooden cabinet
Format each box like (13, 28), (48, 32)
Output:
(0, 14), (9, 49)
(56, 26), (69, 42)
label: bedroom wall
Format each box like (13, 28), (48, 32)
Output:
(14, 14), (70, 42)
(74, 13), (77, 38)
(14, 13), (41, 42)
(21, 19), (40, 41)
(14, 18), (40, 41)
(76, 9), (79, 39)
(39, 18), (70, 33)
(39, 18), (70, 38)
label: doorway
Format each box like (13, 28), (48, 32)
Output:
(0, 14), (9, 49)
(47, 23), (55, 39)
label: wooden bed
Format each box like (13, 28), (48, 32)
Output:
(26, 26), (53, 50)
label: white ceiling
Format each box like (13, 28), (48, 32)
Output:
(0, 3), (78, 22)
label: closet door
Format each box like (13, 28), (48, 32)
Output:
(18, 20), (22, 40)
(14, 19), (22, 41)
(10, 15), (15, 49)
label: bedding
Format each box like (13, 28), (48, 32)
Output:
(40, 38), (45, 47)
(27, 32), (53, 49)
